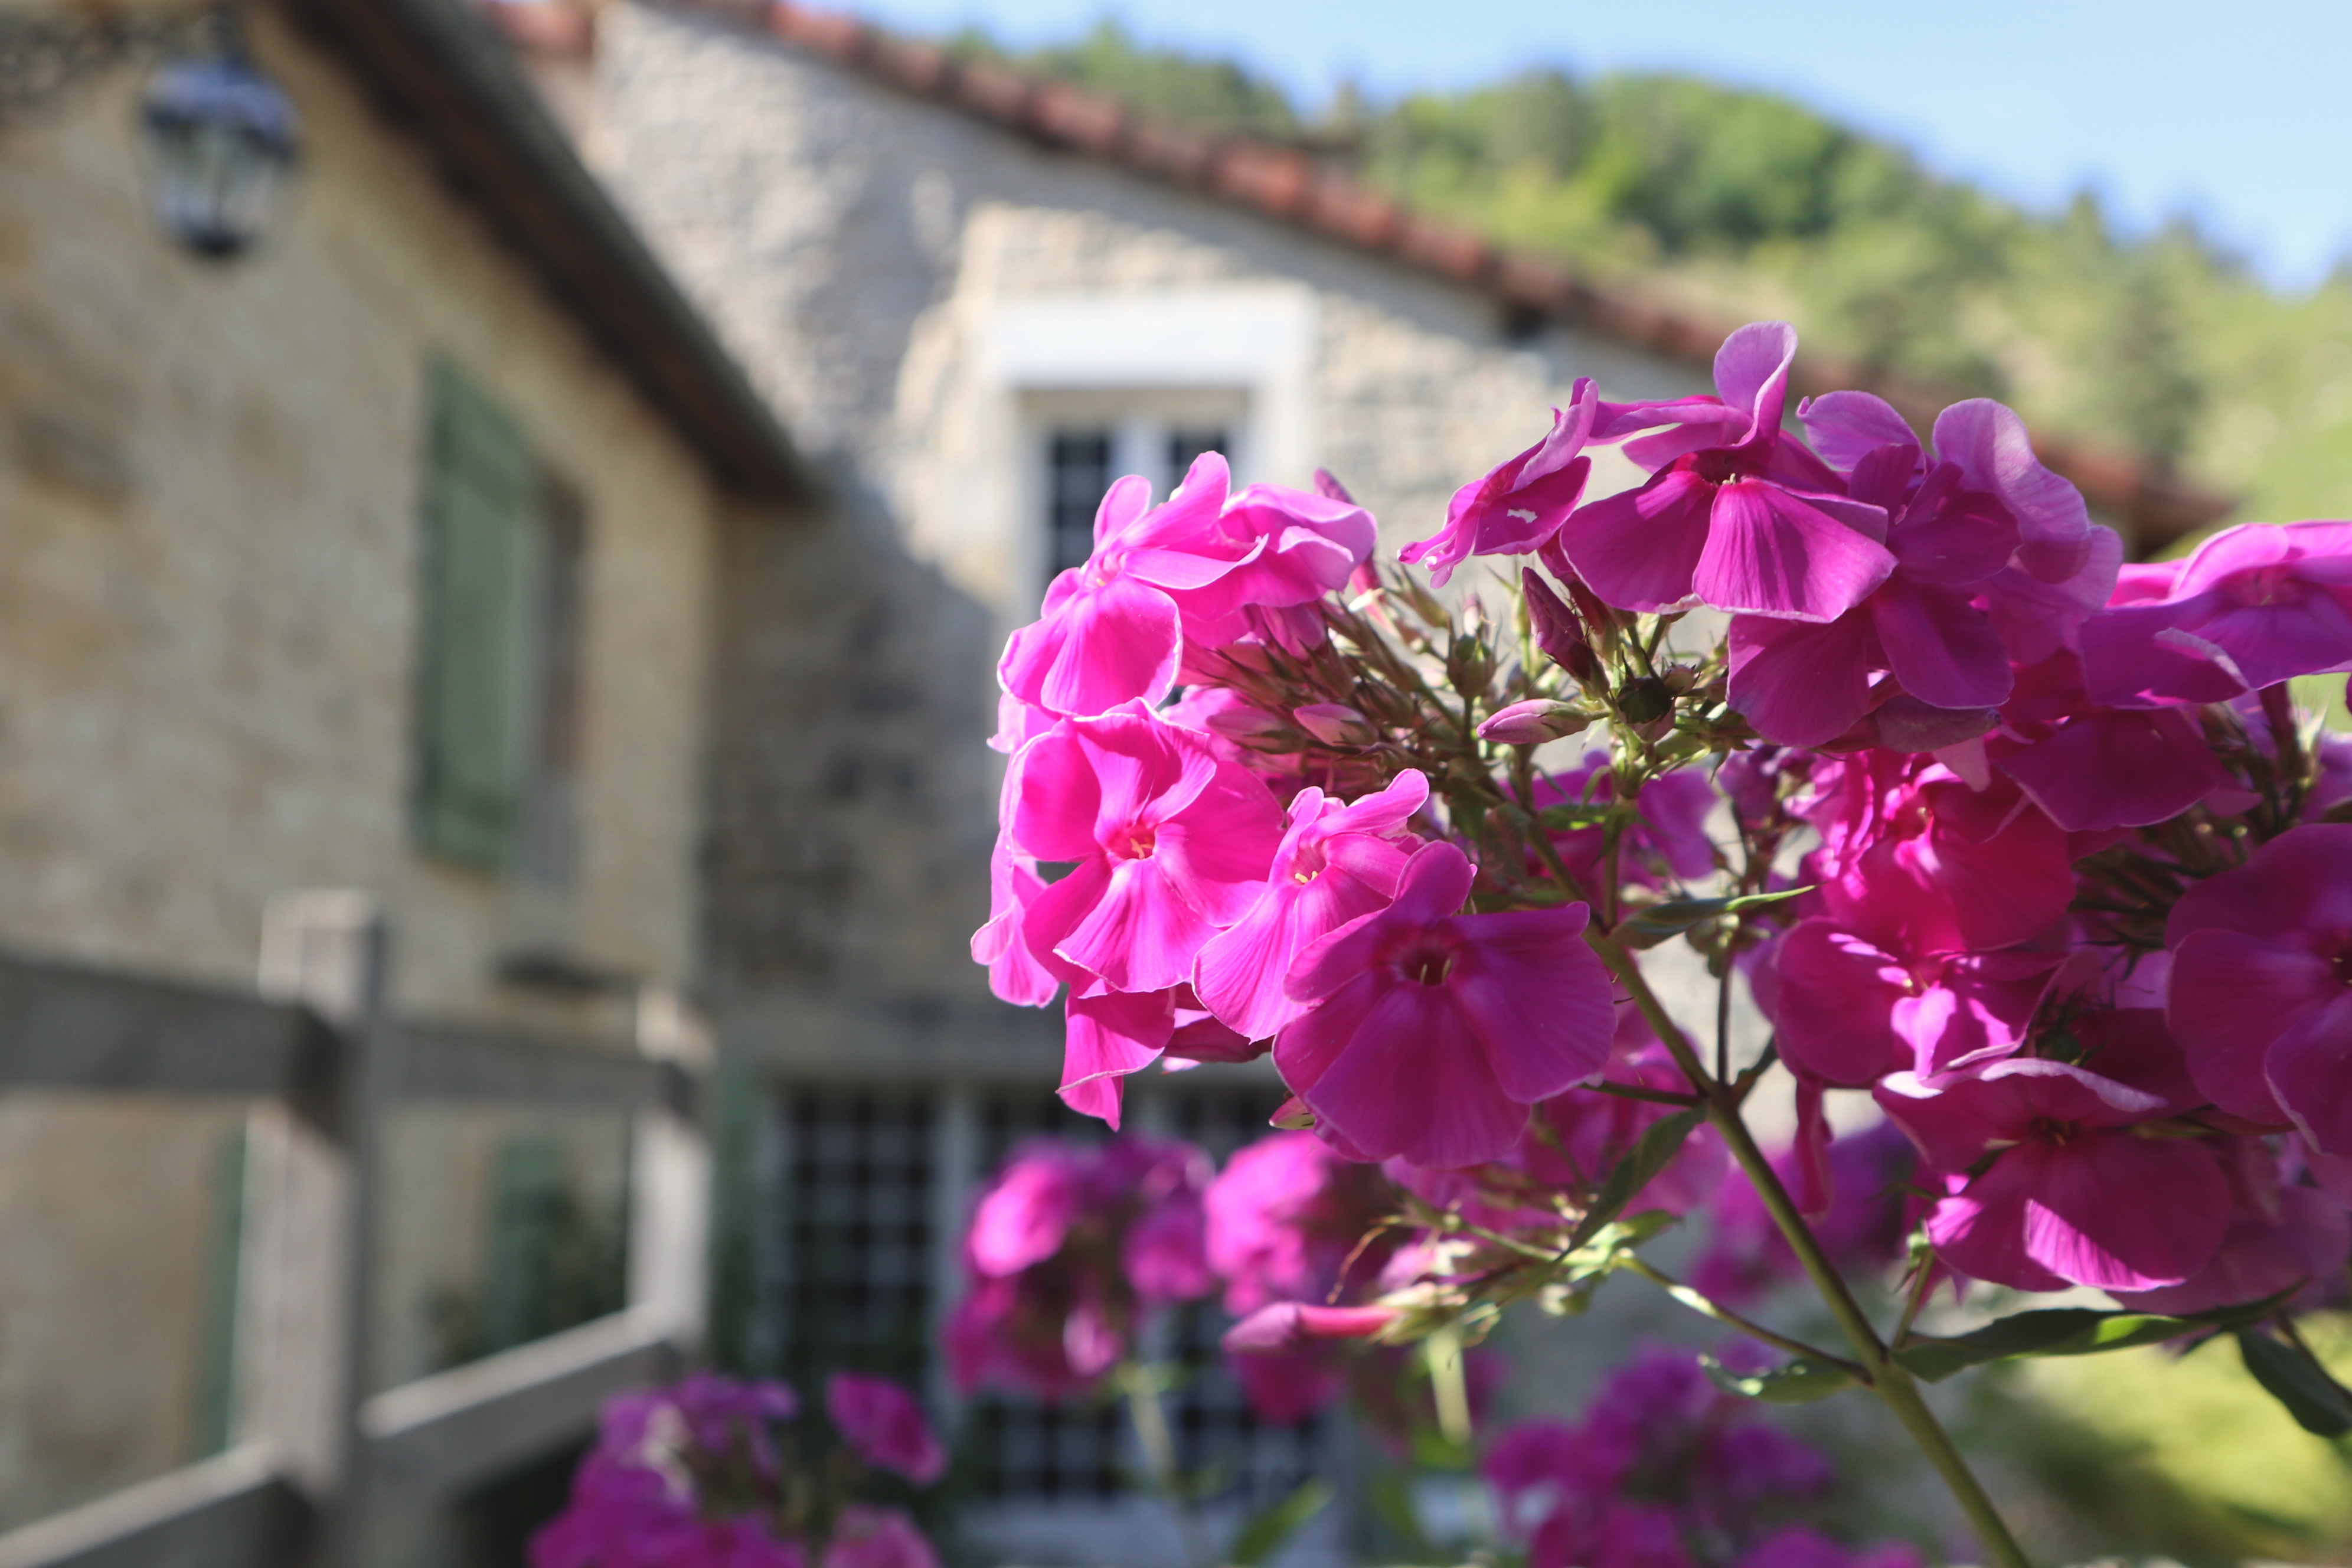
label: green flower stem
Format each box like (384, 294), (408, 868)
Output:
(1118, 1361), (1211, 1568)
(1618, 1256), (1862, 1376)
(1593, 935), (2035, 1568)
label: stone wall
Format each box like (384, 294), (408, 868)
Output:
(0, 0), (744, 1524)
(592, 2), (1708, 1072)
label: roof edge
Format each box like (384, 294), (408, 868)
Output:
(663, 0), (2229, 545)
(280, 0), (815, 502)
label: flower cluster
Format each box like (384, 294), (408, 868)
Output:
(972, 318), (2352, 1553)
(1487, 1348), (1922, 1568)
(945, 1133), (1213, 1399)
(531, 1373), (943, 1568)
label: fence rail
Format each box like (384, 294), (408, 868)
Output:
(0, 893), (710, 1567)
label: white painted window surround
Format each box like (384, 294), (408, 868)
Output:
(981, 286), (1321, 602)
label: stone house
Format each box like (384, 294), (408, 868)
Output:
(474, 1), (2233, 1557)
(0, 0), (808, 1536)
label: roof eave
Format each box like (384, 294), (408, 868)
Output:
(281, 0), (815, 504)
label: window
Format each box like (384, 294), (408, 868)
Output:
(414, 361), (586, 879)
(1030, 393), (1245, 596)
(766, 1080), (1329, 1512)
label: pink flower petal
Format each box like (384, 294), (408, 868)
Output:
(1995, 708), (2230, 832)
(2018, 1135), (2230, 1291)
(2168, 927), (2321, 1125)
(1054, 860), (1221, 994)
(1554, 469), (1714, 613)
(2265, 992), (2352, 1155)
(1726, 613), (1874, 747)
(1774, 922), (1908, 1086)
(1445, 906), (1615, 1103)
(1868, 580), (2013, 711)
(1696, 481), (1896, 623)
(1302, 983), (1528, 1168)
(1798, 390), (1918, 471)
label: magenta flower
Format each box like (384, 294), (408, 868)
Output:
(2081, 520), (2352, 706)
(1986, 651), (2232, 833)
(825, 1374), (946, 1487)
(1205, 1129), (1398, 1315)
(1801, 753), (2073, 956)
(1550, 323), (1896, 622)
(2167, 822), (2352, 1152)
(1011, 703), (1283, 996)
(1194, 769), (1428, 1040)
(1735, 1528), (1923, 1568)
(948, 1135), (1214, 1400)
(1219, 1300), (1399, 1353)
(1178, 479), (1378, 668)
(2111, 1139), (2352, 1315)
(972, 837), (1060, 1008)
(1876, 1058), (2229, 1292)
(1275, 841), (1616, 1167)
(997, 456), (1254, 719)
(1402, 380), (1600, 587)
(819, 1508), (937, 1568)
(1726, 450), (2023, 746)
(1770, 919), (2058, 1086)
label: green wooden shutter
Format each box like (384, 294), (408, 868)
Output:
(416, 360), (541, 871)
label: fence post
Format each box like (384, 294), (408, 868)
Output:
(244, 891), (390, 1564)
(630, 986), (710, 1352)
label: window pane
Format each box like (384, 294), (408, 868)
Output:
(1047, 430), (1113, 580)
(1165, 428), (1230, 495)
(776, 1090), (935, 1387)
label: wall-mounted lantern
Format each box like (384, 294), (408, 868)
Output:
(140, 26), (300, 259)
(0, 4), (299, 260)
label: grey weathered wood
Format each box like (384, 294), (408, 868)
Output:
(361, 1308), (679, 1498)
(395, 1020), (674, 1112)
(245, 893), (386, 1546)
(0, 1446), (306, 1568)
(0, 953), (318, 1099)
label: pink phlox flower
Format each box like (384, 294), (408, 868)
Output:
(1177, 479), (1378, 672)
(948, 1135), (1214, 1399)
(819, 1508), (937, 1568)
(2080, 520), (2352, 706)
(2167, 822), (2352, 1153)
(1979, 524), (2124, 667)
(974, 832), (1060, 1008)
(1726, 439), (2023, 747)
(1013, 703), (1284, 997)
(1549, 323), (1896, 622)
(1402, 380), (1601, 586)
(1734, 1527), (1924, 1568)
(1527, 755), (1719, 891)
(825, 1373), (946, 1487)
(1801, 394), (2094, 584)
(1204, 1129), (1397, 1314)
(997, 453), (1256, 719)
(1770, 916), (2059, 1087)
(1801, 751), (2073, 955)
(2111, 1135), (2352, 1315)
(1694, 1119), (1918, 1306)
(1984, 649), (2235, 834)
(1276, 840), (1617, 1168)
(1194, 770), (1429, 1040)
(1876, 1057), (2229, 1291)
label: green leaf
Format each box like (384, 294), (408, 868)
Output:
(1229, 1476), (1334, 1565)
(2238, 1332), (2352, 1438)
(1535, 800), (1616, 831)
(1700, 1353), (1858, 1405)
(1894, 1291), (2292, 1383)
(1566, 1106), (1704, 1252)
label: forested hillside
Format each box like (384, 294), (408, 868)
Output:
(954, 22), (2352, 538)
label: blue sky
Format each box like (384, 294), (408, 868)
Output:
(846, 0), (2350, 289)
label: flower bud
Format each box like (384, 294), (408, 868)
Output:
(1617, 676), (1673, 725)
(1521, 568), (1599, 682)
(1566, 574), (1621, 649)
(1477, 698), (1593, 746)
(1293, 703), (1377, 748)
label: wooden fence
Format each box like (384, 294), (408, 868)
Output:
(0, 891), (709, 1567)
